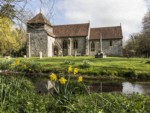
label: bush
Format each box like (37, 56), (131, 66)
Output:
(63, 60), (74, 65)
(0, 59), (43, 73)
(118, 69), (138, 79)
(79, 60), (91, 68)
(0, 60), (13, 71)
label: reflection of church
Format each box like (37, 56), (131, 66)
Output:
(27, 13), (123, 57)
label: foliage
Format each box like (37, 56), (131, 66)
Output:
(0, 59), (42, 73)
(66, 93), (150, 113)
(0, 75), (150, 112)
(0, 3), (15, 19)
(63, 60), (74, 65)
(0, 75), (34, 112)
(48, 66), (86, 107)
(1, 57), (150, 79)
(124, 11), (150, 57)
(143, 10), (150, 34)
(79, 60), (91, 68)
(0, 17), (26, 56)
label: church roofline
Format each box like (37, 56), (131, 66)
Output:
(53, 22), (90, 27)
(90, 25), (123, 40)
(27, 13), (52, 26)
(53, 23), (90, 38)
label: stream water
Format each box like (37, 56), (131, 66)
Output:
(88, 81), (150, 95)
(34, 78), (150, 95)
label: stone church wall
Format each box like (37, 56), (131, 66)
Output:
(89, 39), (123, 56)
(27, 30), (48, 57)
(55, 37), (86, 56)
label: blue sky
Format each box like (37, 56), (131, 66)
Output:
(20, 0), (150, 40)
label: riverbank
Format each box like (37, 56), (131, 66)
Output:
(0, 56), (150, 80)
(0, 75), (150, 113)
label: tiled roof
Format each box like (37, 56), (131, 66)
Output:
(27, 13), (51, 26)
(53, 23), (89, 37)
(90, 26), (123, 40)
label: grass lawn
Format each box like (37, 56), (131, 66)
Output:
(1, 56), (150, 77)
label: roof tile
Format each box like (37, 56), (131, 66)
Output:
(53, 23), (89, 37)
(27, 13), (51, 26)
(90, 26), (123, 40)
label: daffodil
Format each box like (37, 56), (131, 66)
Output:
(50, 73), (57, 81)
(59, 77), (67, 85)
(74, 68), (78, 75)
(15, 59), (20, 65)
(68, 66), (73, 73)
(78, 76), (83, 82)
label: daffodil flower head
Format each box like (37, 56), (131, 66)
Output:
(74, 68), (78, 75)
(78, 76), (83, 82)
(50, 73), (57, 81)
(15, 59), (20, 65)
(59, 77), (67, 85)
(68, 65), (73, 73)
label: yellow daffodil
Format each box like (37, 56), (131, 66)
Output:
(59, 77), (67, 85)
(15, 59), (20, 65)
(74, 68), (78, 75)
(78, 76), (83, 82)
(68, 66), (73, 73)
(50, 73), (57, 81)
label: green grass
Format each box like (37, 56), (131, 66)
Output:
(0, 56), (150, 79)
(0, 75), (150, 113)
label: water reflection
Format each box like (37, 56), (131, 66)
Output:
(33, 79), (150, 95)
(88, 81), (150, 95)
(122, 82), (144, 94)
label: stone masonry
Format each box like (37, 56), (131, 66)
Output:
(27, 13), (123, 57)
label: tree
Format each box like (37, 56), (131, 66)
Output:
(0, 17), (26, 56)
(143, 10), (150, 34)
(124, 34), (141, 57)
(124, 11), (150, 57)
(0, 3), (15, 19)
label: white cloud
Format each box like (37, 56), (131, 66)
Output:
(145, 0), (150, 9)
(55, 0), (148, 40)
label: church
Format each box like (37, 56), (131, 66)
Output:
(27, 13), (123, 57)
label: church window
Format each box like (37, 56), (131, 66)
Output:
(63, 40), (67, 49)
(73, 40), (78, 49)
(91, 42), (95, 51)
(110, 40), (112, 46)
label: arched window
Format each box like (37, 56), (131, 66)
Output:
(63, 40), (67, 49)
(73, 40), (78, 49)
(110, 40), (112, 46)
(91, 42), (95, 51)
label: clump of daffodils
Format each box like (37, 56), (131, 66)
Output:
(68, 66), (79, 75)
(48, 66), (85, 104)
(49, 66), (83, 85)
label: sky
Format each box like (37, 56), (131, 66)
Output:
(23, 0), (150, 41)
